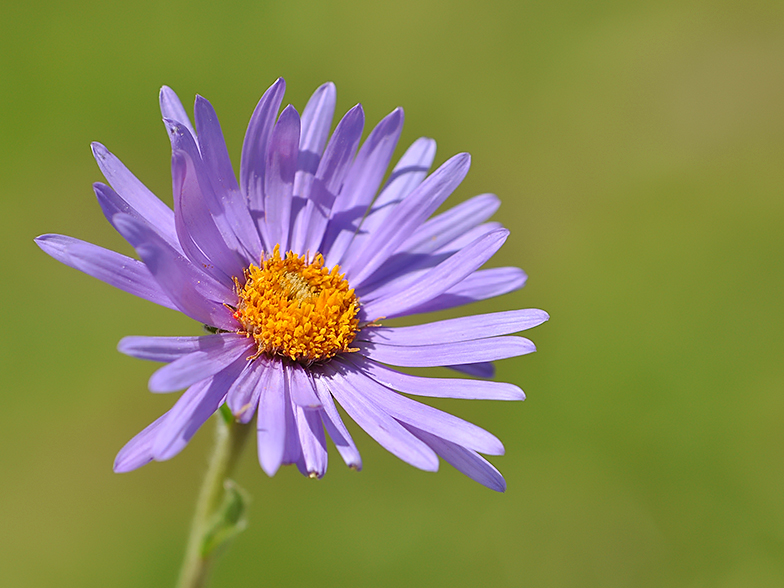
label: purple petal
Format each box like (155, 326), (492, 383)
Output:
(357, 335), (535, 367)
(344, 153), (471, 287)
(287, 362), (321, 408)
(113, 412), (169, 473)
(112, 214), (237, 330)
(295, 82), (336, 187)
(226, 358), (266, 423)
(294, 405), (328, 478)
(35, 234), (177, 310)
(152, 355), (246, 461)
(338, 137), (436, 270)
(405, 267), (528, 315)
(148, 333), (251, 393)
(296, 104), (365, 255)
(91, 143), (177, 244)
(344, 356), (524, 400)
(337, 362), (504, 455)
(323, 364), (438, 471)
(323, 108), (404, 266)
(170, 139), (246, 284)
(257, 362), (287, 476)
(118, 335), (225, 363)
(404, 425), (506, 492)
(312, 373), (362, 470)
(361, 228), (508, 320)
(401, 193), (500, 254)
(93, 182), (181, 253)
(241, 78), (286, 219)
(159, 86), (196, 138)
(262, 105), (300, 252)
(357, 222), (507, 303)
(365, 309), (550, 346)
(194, 95), (263, 262)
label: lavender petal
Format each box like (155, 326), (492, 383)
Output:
(257, 362), (287, 476)
(344, 153), (471, 287)
(152, 354), (246, 461)
(159, 86), (196, 138)
(194, 95), (263, 262)
(405, 425), (506, 492)
(112, 214), (237, 330)
(323, 108), (404, 266)
(312, 373), (362, 470)
(241, 78), (286, 221)
(113, 412), (169, 473)
(298, 104), (365, 255)
(262, 105), (300, 252)
(148, 333), (251, 393)
(344, 356), (524, 400)
(357, 335), (535, 367)
(406, 267), (528, 315)
(35, 234), (177, 310)
(324, 363), (438, 471)
(118, 335), (225, 363)
(365, 309), (550, 346)
(91, 143), (178, 245)
(226, 358), (266, 424)
(338, 363), (504, 455)
(361, 228), (508, 320)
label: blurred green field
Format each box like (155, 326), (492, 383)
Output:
(2, 0), (783, 586)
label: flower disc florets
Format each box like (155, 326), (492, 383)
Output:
(233, 246), (360, 363)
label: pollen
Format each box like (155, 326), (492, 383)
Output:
(233, 246), (360, 363)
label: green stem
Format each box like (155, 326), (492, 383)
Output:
(176, 412), (252, 588)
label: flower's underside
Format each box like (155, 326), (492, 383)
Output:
(35, 78), (548, 491)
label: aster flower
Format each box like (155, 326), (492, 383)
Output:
(36, 78), (548, 492)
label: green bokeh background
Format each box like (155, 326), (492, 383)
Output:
(2, 1), (783, 586)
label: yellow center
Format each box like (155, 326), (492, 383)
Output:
(233, 246), (360, 363)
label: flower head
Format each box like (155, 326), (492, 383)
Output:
(36, 79), (548, 491)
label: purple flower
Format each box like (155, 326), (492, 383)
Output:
(36, 79), (548, 491)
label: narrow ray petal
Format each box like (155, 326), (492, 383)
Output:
(361, 228), (508, 319)
(91, 143), (177, 242)
(405, 267), (528, 315)
(312, 373), (362, 469)
(287, 362), (321, 408)
(194, 95), (263, 262)
(226, 358), (266, 424)
(324, 108), (404, 266)
(112, 214), (236, 330)
(343, 356), (525, 400)
(357, 335), (535, 367)
(257, 363), (287, 476)
(148, 334), (250, 393)
(262, 105), (300, 251)
(93, 182), (180, 252)
(152, 355), (246, 461)
(404, 425), (506, 492)
(365, 309), (550, 346)
(298, 104), (365, 254)
(447, 362), (496, 378)
(344, 153), (471, 286)
(242, 78), (286, 219)
(324, 364), (439, 471)
(113, 412), (169, 473)
(338, 137), (436, 270)
(159, 86), (196, 138)
(35, 234), (177, 310)
(339, 365), (504, 455)
(294, 406), (328, 478)
(118, 334), (226, 363)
